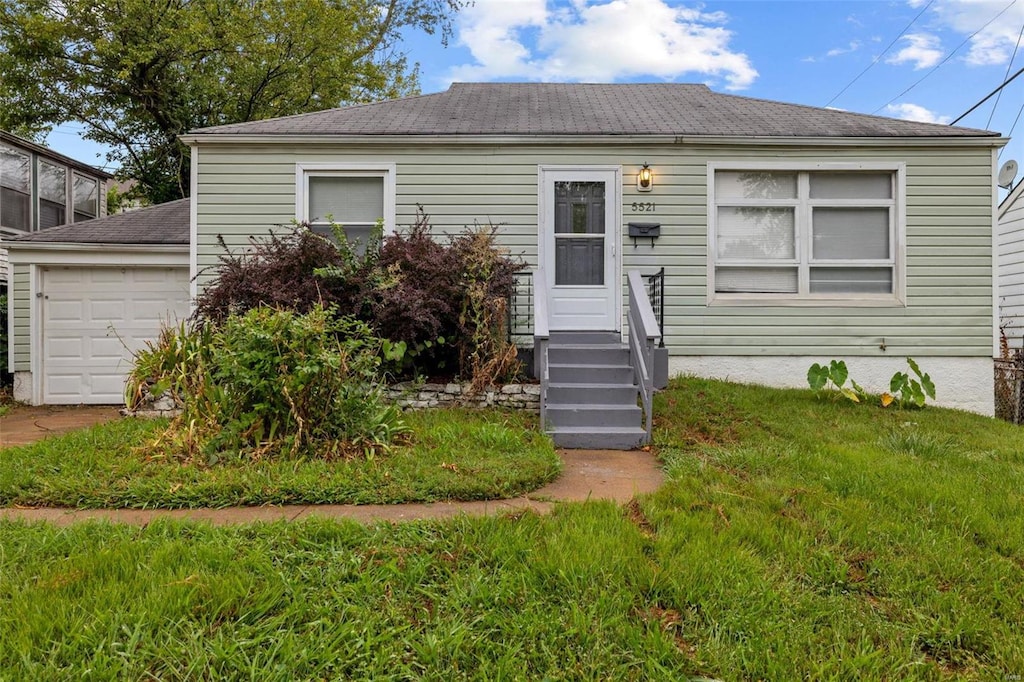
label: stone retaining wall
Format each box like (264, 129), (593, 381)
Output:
(126, 382), (541, 418)
(387, 382), (541, 410)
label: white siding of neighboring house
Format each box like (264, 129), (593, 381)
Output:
(189, 140), (997, 412)
(999, 180), (1024, 349)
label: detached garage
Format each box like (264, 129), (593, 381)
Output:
(6, 199), (190, 405)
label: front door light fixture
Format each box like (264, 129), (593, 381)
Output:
(637, 163), (653, 192)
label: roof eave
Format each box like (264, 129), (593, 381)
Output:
(180, 132), (1007, 148)
(5, 241), (188, 252)
(0, 131), (116, 180)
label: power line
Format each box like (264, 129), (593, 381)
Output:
(987, 19), (1024, 128)
(824, 0), (934, 108)
(873, 0), (1018, 115)
(1001, 99), (1024, 158)
(950, 65), (1024, 125)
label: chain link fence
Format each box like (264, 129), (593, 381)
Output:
(995, 353), (1024, 424)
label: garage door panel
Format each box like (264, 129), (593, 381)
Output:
(46, 337), (85, 360)
(42, 266), (190, 404)
(46, 374), (89, 400)
(91, 336), (129, 361)
(48, 300), (84, 322)
(89, 300), (127, 322)
(89, 269), (129, 284)
(45, 269), (87, 286)
(89, 373), (132, 398)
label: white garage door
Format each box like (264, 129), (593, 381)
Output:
(42, 266), (191, 404)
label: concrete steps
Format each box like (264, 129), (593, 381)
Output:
(543, 332), (647, 450)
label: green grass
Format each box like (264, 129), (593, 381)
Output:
(649, 377), (1024, 678)
(2, 377), (1024, 678)
(0, 409), (560, 508)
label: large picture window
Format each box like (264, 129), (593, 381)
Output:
(297, 164), (395, 254)
(709, 165), (902, 302)
(1, 143), (31, 231)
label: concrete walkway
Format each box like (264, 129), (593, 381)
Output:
(0, 405), (664, 526)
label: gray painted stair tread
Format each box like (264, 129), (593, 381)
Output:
(548, 426), (647, 433)
(547, 343), (629, 349)
(547, 404), (640, 411)
(547, 426), (649, 449)
(548, 363), (632, 369)
(547, 382), (637, 388)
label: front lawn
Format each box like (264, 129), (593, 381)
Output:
(2, 377), (1023, 678)
(0, 408), (559, 508)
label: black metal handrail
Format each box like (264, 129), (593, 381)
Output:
(643, 267), (665, 348)
(507, 267), (664, 346)
(507, 270), (534, 344)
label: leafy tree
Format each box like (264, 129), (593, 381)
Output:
(0, 0), (463, 203)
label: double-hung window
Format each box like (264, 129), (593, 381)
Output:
(709, 164), (903, 303)
(296, 163), (396, 253)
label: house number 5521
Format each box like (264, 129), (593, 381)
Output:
(630, 202), (655, 212)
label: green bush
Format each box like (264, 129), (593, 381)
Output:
(129, 305), (406, 462)
(194, 209), (523, 384)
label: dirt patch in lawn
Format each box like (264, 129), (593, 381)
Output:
(0, 405), (121, 448)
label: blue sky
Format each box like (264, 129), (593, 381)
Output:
(49, 0), (1024, 188)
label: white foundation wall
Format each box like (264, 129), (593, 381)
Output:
(13, 371), (32, 404)
(669, 355), (994, 416)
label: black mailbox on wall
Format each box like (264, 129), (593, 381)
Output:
(628, 222), (661, 247)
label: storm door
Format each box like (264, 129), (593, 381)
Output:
(540, 167), (619, 330)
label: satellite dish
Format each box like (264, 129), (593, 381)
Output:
(999, 159), (1019, 189)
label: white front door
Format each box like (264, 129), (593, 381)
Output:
(540, 167), (620, 330)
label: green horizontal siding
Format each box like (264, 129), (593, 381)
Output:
(11, 263), (29, 371)
(196, 142), (995, 357)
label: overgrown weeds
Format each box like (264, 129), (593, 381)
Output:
(127, 306), (405, 463)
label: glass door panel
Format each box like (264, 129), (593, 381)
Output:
(554, 181), (605, 286)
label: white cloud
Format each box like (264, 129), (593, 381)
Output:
(885, 102), (952, 124)
(447, 0), (757, 90)
(915, 1), (1024, 66)
(826, 41), (862, 57)
(887, 33), (944, 69)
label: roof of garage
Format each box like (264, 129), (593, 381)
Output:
(6, 198), (189, 245)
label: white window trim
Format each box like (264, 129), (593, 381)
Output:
(707, 161), (907, 307)
(294, 162), (397, 237)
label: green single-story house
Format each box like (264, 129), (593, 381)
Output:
(7, 83), (1006, 442)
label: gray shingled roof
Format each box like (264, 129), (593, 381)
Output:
(6, 199), (189, 245)
(190, 83), (997, 138)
